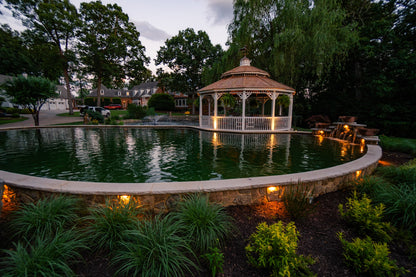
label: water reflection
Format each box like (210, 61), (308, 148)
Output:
(0, 128), (365, 183)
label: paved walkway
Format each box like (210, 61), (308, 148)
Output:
(0, 110), (83, 129)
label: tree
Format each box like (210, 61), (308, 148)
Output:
(148, 93), (175, 111)
(5, 0), (79, 115)
(0, 24), (31, 75)
(156, 28), (223, 113)
(220, 93), (236, 116)
(78, 1), (149, 107)
(228, 0), (357, 91)
(2, 75), (57, 126)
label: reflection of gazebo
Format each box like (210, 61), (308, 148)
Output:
(198, 57), (295, 132)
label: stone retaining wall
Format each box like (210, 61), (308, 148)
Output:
(0, 145), (382, 214)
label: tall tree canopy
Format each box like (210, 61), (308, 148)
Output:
(0, 24), (31, 75)
(5, 0), (79, 114)
(227, 0), (357, 91)
(78, 1), (149, 106)
(312, 0), (416, 137)
(155, 28), (223, 97)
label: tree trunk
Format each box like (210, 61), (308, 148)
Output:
(97, 76), (102, 107)
(32, 111), (40, 126)
(63, 69), (73, 115)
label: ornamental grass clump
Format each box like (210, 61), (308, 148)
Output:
(338, 233), (408, 276)
(172, 194), (234, 254)
(113, 215), (199, 277)
(339, 191), (393, 242)
(245, 221), (315, 277)
(282, 183), (315, 219)
(0, 229), (87, 277)
(85, 198), (142, 252)
(10, 195), (82, 241)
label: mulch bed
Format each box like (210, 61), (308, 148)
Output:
(0, 151), (415, 276)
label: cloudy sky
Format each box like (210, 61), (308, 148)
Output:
(0, 0), (234, 73)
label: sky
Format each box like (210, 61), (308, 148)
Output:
(0, 0), (234, 74)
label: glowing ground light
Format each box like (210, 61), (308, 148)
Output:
(355, 170), (362, 178)
(119, 195), (131, 204)
(267, 186), (277, 193)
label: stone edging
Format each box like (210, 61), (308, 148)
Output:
(1, 137), (381, 212)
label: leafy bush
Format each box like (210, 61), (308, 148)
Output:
(282, 183), (315, 219)
(86, 109), (104, 123)
(201, 247), (224, 277)
(148, 93), (175, 111)
(338, 233), (407, 276)
(245, 221), (315, 276)
(146, 106), (156, 116)
(85, 198), (142, 252)
(113, 214), (199, 277)
(0, 229), (87, 277)
(4, 107), (20, 114)
(339, 192), (393, 242)
(127, 103), (146, 119)
(10, 195), (82, 241)
(84, 97), (96, 106)
(172, 194), (234, 253)
(19, 108), (31, 114)
(11, 112), (19, 118)
(112, 97), (122, 104)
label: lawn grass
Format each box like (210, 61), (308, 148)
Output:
(110, 110), (128, 117)
(57, 111), (81, 117)
(0, 117), (28, 125)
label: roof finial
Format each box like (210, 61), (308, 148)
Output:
(239, 46), (251, 66)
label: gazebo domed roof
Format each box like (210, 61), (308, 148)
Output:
(199, 57), (295, 94)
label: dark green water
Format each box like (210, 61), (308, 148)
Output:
(0, 128), (364, 183)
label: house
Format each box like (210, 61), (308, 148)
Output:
(88, 81), (188, 110)
(0, 74), (70, 111)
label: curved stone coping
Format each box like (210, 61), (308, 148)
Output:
(0, 144), (382, 196)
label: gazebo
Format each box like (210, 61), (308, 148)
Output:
(198, 57), (295, 132)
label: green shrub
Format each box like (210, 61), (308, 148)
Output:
(0, 229), (87, 277)
(112, 97), (121, 104)
(127, 104), (146, 119)
(113, 214), (199, 277)
(10, 195), (82, 241)
(148, 93), (175, 111)
(245, 221), (315, 277)
(11, 112), (19, 118)
(86, 109), (104, 123)
(339, 192), (393, 242)
(4, 107), (20, 114)
(201, 247), (224, 277)
(282, 183), (315, 219)
(338, 233), (408, 276)
(172, 194), (234, 253)
(146, 106), (156, 116)
(84, 97), (96, 106)
(19, 108), (31, 114)
(85, 198), (142, 252)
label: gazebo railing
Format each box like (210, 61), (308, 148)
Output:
(200, 116), (290, 131)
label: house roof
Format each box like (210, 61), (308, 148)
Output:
(199, 57), (295, 94)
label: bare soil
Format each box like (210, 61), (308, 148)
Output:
(1, 151), (415, 276)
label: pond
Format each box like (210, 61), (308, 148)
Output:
(0, 128), (365, 183)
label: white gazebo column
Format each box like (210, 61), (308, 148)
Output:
(288, 93), (294, 130)
(213, 92), (223, 130)
(241, 92), (246, 131)
(271, 93), (277, 130)
(199, 94), (203, 127)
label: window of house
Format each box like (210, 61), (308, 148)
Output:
(100, 89), (104, 95)
(126, 92), (129, 96)
(118, 91), (121, 96)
